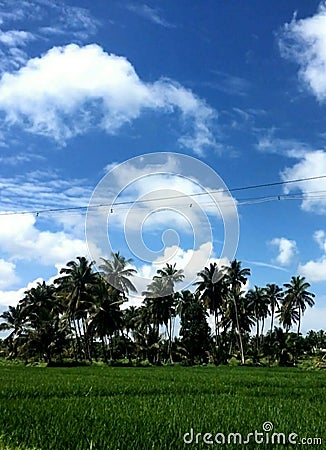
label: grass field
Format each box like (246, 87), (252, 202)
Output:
(0, 364), (325, 450)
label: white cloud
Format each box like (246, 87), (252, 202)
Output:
(244, 260), (289, 272)
(0, 43), (218, 155)
(270, 237), (298, 266)
(126, 4), (174, 28)
(281, 150), (326, 213)
(0, 277), (43, 307)
(298, 229), (326, 282)
(0, 30), (34, 47)
(0, 152), (44, 165)
(299, 258), (326, 282)
(0, 1), (99, 73)
(208, 70), (250, 96)
(0, 1), (99, 39)
(314, 229), (326, 251)
(0, 213), (89, 267)
(0, 171), (91, 223)
(0, 259), (19, 289)
(256, 128), (308, 155)
(279, 2), (326, 101)
(129, 242), (228, 299)
(300, 303), (326, 332)
(86, 155), (239, 275)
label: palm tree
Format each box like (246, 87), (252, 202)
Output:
(246, 286), (269, 355)
(133, 304), (160, 364)
(223, 259), (250, 364)
(55, 256), (98, 360)
(19, 282), (59, 327)
(123, 305), (138, 339)
(277, 299), (299, 333)
(194, 263), (226, 342)
(87, 279), (124, 362)
(122, 305), (139, 363)
(283, 276), (315, 335)
(0, 305), (24, 358)
(155, 263), (184, 295)
(153, 263), (184, 362)
(179, 290), (211, 364)
(142, 277), (174, 355)
(0, 305), (24, 339)
(176, 290), (196, 317)
(18, 282), (64, 363)
(265, 283), (283, 335)
(99, 252), (137, 295)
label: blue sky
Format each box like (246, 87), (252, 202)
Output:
(0, 0), (326, 333)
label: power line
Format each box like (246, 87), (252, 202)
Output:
(0, 173), (325, 217)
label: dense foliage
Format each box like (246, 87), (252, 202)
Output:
(0, 254), (323, 366)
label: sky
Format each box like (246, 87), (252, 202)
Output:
(0, 0), (326, 333)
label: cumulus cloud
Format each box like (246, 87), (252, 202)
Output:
(270, 237), (298, 266)
(298, 230), (326, 282)
(86, 154), (239, 275)
(127, 242), (228, 303)
(0, 278), (44, 307)
(299, 258), (326, 282)
(281, 150), (326, 213)
(0, 213), (89, 267)
(0, 259), (19, 289)
(314, 229), (326, 251)
(0, 43), (217, 155)
(279, 2), (326, 100)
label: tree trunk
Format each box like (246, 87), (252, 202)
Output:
(256, 318), (260, 354)
(233, 295), (245, 364)
(297, 308), (301, 336)
(101, 336), (108, 363)
(167, 319), (173, 364)
(82, 318), (92, 363)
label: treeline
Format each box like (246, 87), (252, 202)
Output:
(0, 253), (324, 366)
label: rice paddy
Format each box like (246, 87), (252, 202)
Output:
(0, 364), (325, 449)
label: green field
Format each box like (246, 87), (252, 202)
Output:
(0, 365), (325, 450)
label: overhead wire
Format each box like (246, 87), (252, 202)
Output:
(0, 173), (325, 217)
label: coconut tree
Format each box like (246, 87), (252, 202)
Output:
(265, 283), (283, 335)
(194, 263), (226, 343)
(277, 299), (299, 333)
(19, 282), (59, 326)
(55, 256), (98, 360)
(0, 305), (24, 358)
(179, 290), (211, 364)
(155, 263), (184, 295)
(17, 282), (66, 363)
(0, 305), (24, 339)
(99, 252), (137, 296)
(121, 305), (139, 363)
(153, 263), (184, 362)
(87, 279), (124, 362)
(223, 259), (251, 364)
(246, 286), (269, 356)
(283, 276), (315, 335)
(133, 303), (160, 364)
(142, 276), (175, 362)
